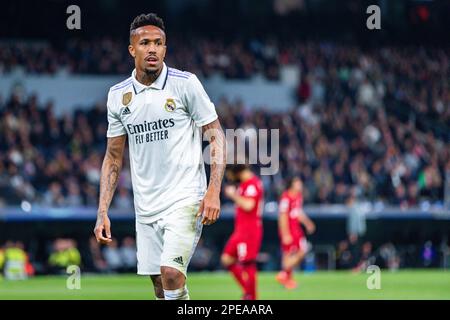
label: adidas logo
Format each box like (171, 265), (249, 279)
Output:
(173, 256), (184, 265)
(122, 107), (131, 115)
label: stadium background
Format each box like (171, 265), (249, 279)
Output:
(0, 0), (449, 299)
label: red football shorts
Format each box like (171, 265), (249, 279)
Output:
(282, 236), (307, 254)
(223, 231), (262, 263)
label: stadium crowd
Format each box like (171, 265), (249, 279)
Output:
(0, 40), (449, 208)
(0, 37), (281, 80)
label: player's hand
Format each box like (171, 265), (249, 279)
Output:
(224, 185), (236, 199)
(94, 212), (112, 244)
(306, 223), (316, 235)
(282, 233), (293, 245)
(197, 190), (221, 225)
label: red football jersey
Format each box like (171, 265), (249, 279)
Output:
(278, 191), (304, 238)
(234, 175), (264, 234)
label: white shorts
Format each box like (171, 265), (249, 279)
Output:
(136, 203), (202, 277)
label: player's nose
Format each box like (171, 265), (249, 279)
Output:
(147, 43), (157, 53)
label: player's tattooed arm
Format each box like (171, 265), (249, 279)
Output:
(94, 135), (126, 244)
(202, 118), (226, 192)
(197, 118), (226, 225)
(98, 135), (126, 213)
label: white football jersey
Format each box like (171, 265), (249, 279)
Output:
(106, 63), (218, 223)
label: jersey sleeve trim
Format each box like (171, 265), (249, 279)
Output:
(195, 113), (219, 127)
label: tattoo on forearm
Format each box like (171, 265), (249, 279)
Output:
(108, 162), (120, 192)
(99, 159), (121, 214)
(203, 120), (226, 191)
(98, 137), (125, 214)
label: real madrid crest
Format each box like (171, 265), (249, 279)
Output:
(122, 92), (132, 106)
(164, 98), (176, 112)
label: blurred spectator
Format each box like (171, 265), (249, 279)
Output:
(42, 182), (65, 207)
(114, 187), (133, 209)
(66, 180), (83, 206)
(2, 241), (34, 279)
(336, 240), (354, 270)
(340, 234), (362, 270)
(0, 245), (4, 274)
(297, 76), (311, 103)
(48, 239), (81, 274)
(393, 183), (408, 209)
(422, 240), (436, 268)
(189, 239), (214, 271)
(102, 238), (123, 272)
(120, 237), (137, 272)
(84, 236), (108, 273)
(378, 243), (400, 271)
(352, 241), (376, 272)
(407, 182), (419, 207)
(346, 188), (367, 240)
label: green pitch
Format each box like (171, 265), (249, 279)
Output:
(1, 270), (449, 300)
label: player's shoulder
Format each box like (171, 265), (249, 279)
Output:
(253, 175), (263, 189)
(246, 175), (263, 194)
(280, 190), (290, 200)
(109, 76), (133, 93)
(166, 66), (199, 90)
(106, 76), (134, 110)
(167, 66), (193, 80)
(108, 76), (133, 100)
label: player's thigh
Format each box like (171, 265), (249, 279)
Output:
(282, 240), (299, 255)
(136, 220), (163, 275)
(283, 237), (307, 260)
(160, 204), (202, 277)
(298, 237), (308, 254)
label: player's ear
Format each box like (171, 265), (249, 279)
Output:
(128, 44), (136, 58)
(162, 44), (167, 59)
(162, 33), (167, 59)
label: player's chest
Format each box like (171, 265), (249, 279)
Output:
(289, 199), (301, 218)
(118, 89), (188, 125)
(289, 208), (300, 219)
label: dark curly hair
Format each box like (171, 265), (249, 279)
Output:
(130, 13), (165, 37)
(286, 175), (301, 189)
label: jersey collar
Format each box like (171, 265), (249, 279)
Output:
(131, 63), (168, 93)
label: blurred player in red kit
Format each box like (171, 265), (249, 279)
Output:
(276, 176), (315, 289)
(221, 164), (264, 300)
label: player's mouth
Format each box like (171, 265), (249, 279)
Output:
(145, 56), (158, 65)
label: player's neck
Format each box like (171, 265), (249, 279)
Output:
(287, 189), (299, 197)
(135, 67), (163, 86)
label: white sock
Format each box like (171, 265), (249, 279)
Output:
(156, 297), (165, 300)
(163, 285), (190, 300)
